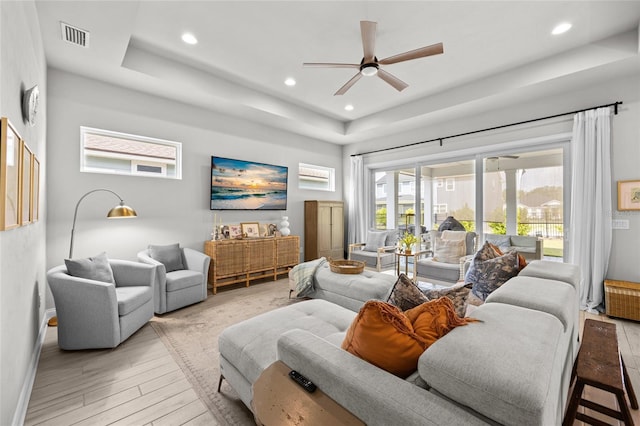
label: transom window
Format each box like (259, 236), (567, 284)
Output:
(80, 127), (182, 179)
(298, 163), (335, 191)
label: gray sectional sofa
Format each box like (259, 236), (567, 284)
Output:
(219, 260), (580, 425)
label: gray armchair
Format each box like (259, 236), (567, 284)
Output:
(137, 245), (210, 314)
(416, 231), (478, 286)
(47, 259), (155, 350)
(348, 229), (398, 271)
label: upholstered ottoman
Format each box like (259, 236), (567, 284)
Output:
(217, 299), (355, 409)
(290, 262), (397, 312)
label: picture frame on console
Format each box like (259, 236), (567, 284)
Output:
(241, 222), (260, 238)
(617, 180), (640, 211)
(229, 224), (242, 239)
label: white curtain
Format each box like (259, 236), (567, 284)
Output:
(348, 155), (367, 244)
(568, 107), (612, 313)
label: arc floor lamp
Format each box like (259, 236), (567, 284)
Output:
(49, 189), (137, 327)
(68, 188), (137, 258)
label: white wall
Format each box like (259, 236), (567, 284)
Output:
(343, 73), (640, 283)
(0, 2), (47, 425)
(46, 69), (344, 272)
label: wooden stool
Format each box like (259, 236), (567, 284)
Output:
(563, 319), (638, 426)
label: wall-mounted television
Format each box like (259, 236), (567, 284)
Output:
(210, 156), (288, 210)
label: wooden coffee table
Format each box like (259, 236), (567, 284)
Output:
(252, 361), (364, 426)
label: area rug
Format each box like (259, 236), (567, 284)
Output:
(150, 279), (298, 425)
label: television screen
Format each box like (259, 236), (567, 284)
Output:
(210, 156), (288, 210)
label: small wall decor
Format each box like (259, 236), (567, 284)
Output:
(1, 118), (22, 231)
(22, 85), (40, 127)
(241, 222), (260, 238)
(618, 180), (640, 211)
(20, 141), (32, 225)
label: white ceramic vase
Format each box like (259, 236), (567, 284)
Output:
(279, 216), (291, 236)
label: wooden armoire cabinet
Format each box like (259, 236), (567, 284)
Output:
(304, 200), (344, 261)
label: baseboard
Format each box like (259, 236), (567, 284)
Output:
(11, 308), (56, 426)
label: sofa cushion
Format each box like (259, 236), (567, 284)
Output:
(65, 252), (116, 284)
(510, 235), (536, 247)
(219, 299), (355, 386)
(419, 302), (565, 426)
(363, 230), (388, 252)
(148, 243), (184, 272)
(485, 234), (511, 250)
(349, 250), (395, 269)
(342, 301), (427, 378)
(115, 286), (153, 316)
(166, 269), (203, 292)
(466, 250), (520, 301)
(313, 263), (397, 306)
(486, 276), (576, 331)
(387, 274), (429, 311)
(518, 260), (581, 290)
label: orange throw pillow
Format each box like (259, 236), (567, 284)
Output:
(405, 297), (479, 346)
(341, 301), (428, 378)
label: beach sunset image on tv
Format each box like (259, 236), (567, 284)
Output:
(210, 156), (288, 210)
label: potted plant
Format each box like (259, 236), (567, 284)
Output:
(400, 232), (419, 254)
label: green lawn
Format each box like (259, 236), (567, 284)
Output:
(542, 238), (563, 258)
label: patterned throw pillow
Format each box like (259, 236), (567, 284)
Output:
(467, 250), (520, 301)
(433, 238), (466, 264)
(421, 281), (473, 317)
(387, 274), (429, 311)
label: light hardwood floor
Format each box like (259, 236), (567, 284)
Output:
(24, 324), (218, 426)
(24, 311), (640, 425)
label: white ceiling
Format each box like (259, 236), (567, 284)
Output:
(35, 1), (640, 145)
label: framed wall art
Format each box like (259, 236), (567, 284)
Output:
(31, 156), (40, 222)
(618, 180), (640, 211)
(1, 118), (22, 231)
(20, 141), (32, 225)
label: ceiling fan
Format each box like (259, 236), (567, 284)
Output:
(303, 20), (444, 95)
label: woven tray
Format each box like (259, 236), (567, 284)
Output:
(329, 259), (365, 274)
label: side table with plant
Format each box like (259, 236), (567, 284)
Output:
(399, 232), (419, 254)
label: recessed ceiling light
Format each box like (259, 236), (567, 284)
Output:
(284, 78), (296, 87)
(181, 33), (198, 45)
(344, 104), (354, 111)
(552, 22), (572, 35)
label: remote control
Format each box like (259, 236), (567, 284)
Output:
(289, 370), (317, 393)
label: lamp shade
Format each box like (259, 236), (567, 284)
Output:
(107, 202), (137, 218)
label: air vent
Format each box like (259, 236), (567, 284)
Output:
(60, 22), (89, 48)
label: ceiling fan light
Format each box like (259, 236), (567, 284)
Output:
(360, 64), (378, 77)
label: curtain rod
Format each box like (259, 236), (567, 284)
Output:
(351, 101), (623, 157)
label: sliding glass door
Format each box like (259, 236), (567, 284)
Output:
(370, 146), (567, 260)
(482, 148), (564, 259)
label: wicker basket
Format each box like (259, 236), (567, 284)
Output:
(605, 279), (640, 321)
(329, 259), (365, 275)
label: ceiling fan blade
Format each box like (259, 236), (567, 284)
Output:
(379, 42), (444, 65)
(303, 62), (360, 68)
(361, 21), (377, 62)
(334, 72), (363, 96)
(377, 69), (408, 92)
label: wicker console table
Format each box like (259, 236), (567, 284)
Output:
(204, 236), (299, 294)
(605, 279), (640, 321)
